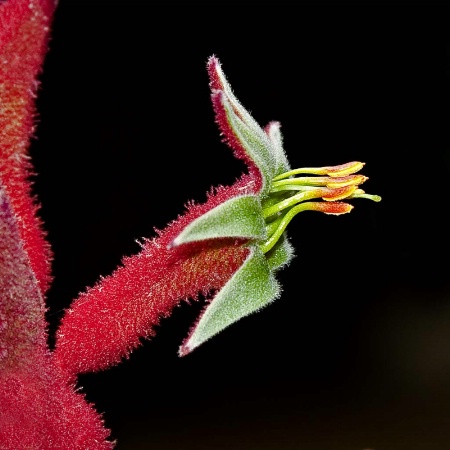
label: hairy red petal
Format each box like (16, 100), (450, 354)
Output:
(0, 186), (47, 370)
(0, 186), (113, 449)
(54, 180), (254, 378)
(0, 360), (114, 450)
(0, 0), (57, 294)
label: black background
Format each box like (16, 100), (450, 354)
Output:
(29, 1), (449, 449)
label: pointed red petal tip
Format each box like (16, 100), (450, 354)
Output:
(207, 54), (223, 91)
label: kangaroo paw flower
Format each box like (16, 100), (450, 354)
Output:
(169, 56), (382, 355)
(55, 55), (381, 369)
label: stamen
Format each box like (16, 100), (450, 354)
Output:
(321, 185), (357, 201)
(326, 174), (368, 188)
(271, 174), (367, 191)
(262, 186), (356, 219)
(272, 161), (365, 182)
(260, 202), (353, 254)
(347, 189), (382, 202)
(263, 189), (327, 219)
(326, 161), (365, 177)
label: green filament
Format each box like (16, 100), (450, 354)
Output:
(271, 176), (330, 189)
(260, 202), (318, 254)
(272, 167), (326, 182)
(262, 190), (321, 219)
